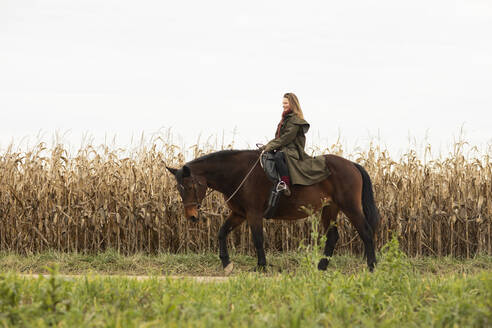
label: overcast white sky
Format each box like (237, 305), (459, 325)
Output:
(1, 0), (491, 158)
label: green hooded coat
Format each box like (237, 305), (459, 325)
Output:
(264, 113), (331, 186)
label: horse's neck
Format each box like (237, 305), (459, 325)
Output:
(189, 154), (250, 195)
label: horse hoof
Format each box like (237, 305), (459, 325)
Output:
(224, 262), (234, 275)
(318, 258), (329, 271)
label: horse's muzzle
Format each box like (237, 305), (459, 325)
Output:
(185, 205), (200, 222)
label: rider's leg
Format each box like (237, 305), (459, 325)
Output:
(273, 151), (291, 195)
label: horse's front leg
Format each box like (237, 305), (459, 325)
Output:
(218, 213), (245, 269)
(247, 212), (267, 271)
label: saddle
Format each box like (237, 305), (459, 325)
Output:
(260, 151), (279, 183)
(260, 151), (289, 218)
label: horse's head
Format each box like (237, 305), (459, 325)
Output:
(166, 164), (207, 222)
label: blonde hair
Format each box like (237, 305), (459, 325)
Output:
(283, 93), (304, 120)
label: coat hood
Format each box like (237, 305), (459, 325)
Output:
(286, 113), (310, 134)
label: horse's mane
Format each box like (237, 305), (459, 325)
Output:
(187, 149), (258, 165)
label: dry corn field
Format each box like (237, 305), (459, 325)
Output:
(0, 138), (490, 257)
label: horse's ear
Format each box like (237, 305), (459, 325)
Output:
(182, 165), (191, 177)
(166, 166), (178, 176)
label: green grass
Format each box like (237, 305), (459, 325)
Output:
(1, 267), (490, 327)
(1, 237), (491, 327)
(1, 249), (491, 277)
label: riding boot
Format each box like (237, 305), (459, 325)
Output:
(281, 176), (291, 197)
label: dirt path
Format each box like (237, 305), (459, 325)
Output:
(18, 273), (229, 283)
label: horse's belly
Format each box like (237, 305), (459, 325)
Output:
(274, 192), (330, 219)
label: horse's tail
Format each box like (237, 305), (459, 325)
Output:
(353, 163), (380, 235)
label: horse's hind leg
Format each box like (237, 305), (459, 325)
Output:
(343, 206), (376, 271)
(318, 204), (340, 271)
(218, 212), (245, 269)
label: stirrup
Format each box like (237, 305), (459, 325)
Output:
(276, 181), (287, 192)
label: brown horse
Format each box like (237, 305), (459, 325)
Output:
(166, 149), (380, 271)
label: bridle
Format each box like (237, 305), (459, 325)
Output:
(181, 175), (205, 209)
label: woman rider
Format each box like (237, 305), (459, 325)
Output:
(260, 93), (331, 197)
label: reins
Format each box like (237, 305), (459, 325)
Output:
(221, 154), (261, 206)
